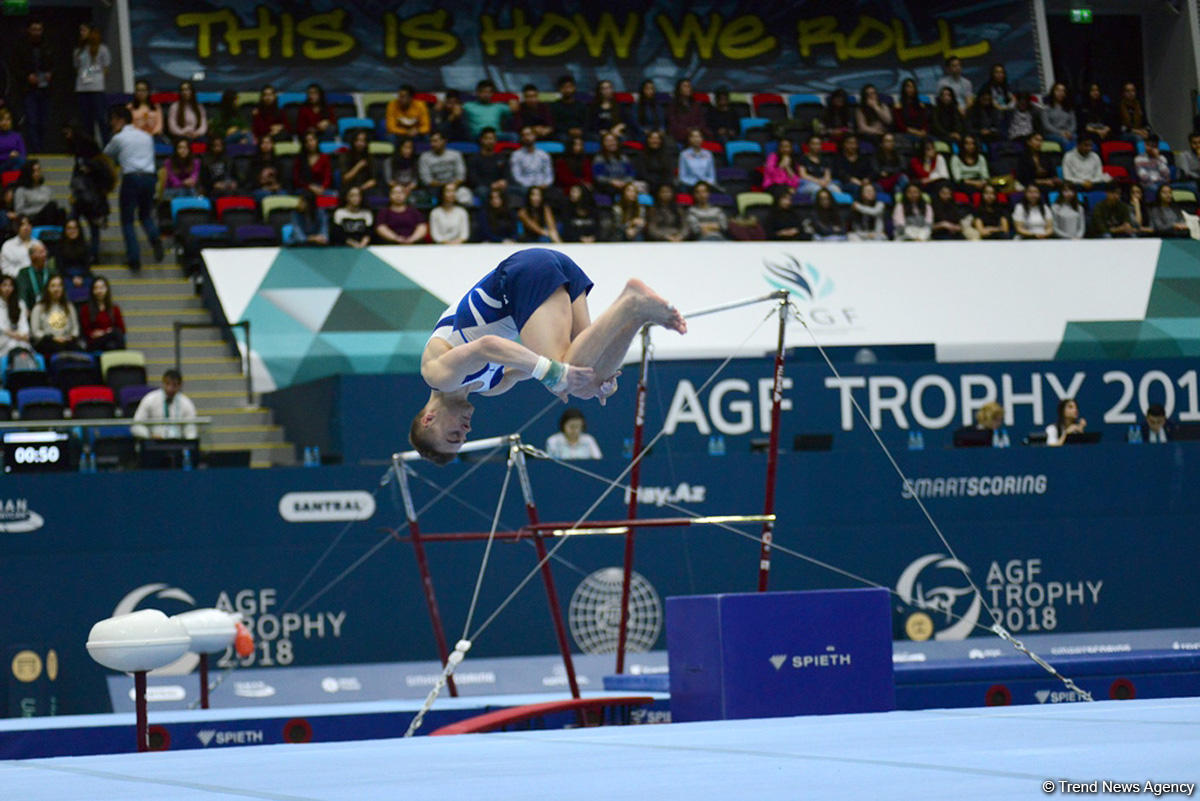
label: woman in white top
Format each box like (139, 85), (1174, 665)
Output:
(848, 183), (888, 241)
(0, 216), (36, 278)
(1045, 398), (1086, 446)
(545, 408), (602, 460)
(0, 275), (30, 360)
(1012, 185), (1053, 239)
(1052, 185), (1086, 240)
(332, 186), (373, 248)
(429, 184), (470, 244)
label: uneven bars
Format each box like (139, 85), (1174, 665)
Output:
(388, 514), (775, 542)
(683, 290), (788, 320)
(395, 435), (513, 462)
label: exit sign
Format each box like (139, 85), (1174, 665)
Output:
(1070, 8), (1093, 23)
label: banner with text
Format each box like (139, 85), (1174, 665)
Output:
(131, 0), (1037, 95)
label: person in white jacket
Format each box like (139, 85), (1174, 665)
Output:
(429, 184), (471, 244)
(132, 369), (198, 440)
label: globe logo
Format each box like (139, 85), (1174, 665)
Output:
(568, 568), (662, 654)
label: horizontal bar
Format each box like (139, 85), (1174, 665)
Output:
(0, 417), (214, 430)
(547, 526), (630, 537)
(683, 290), (788, 320)
(395, 435), (514, 462)
(525, 514), (775, 532)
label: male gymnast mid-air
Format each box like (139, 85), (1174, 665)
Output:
(409, 248), (687, 464)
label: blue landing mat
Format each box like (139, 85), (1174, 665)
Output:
(3, 698), (1198, 800)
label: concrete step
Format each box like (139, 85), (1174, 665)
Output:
(172, 374), (251, 393)
(205, 426), (286, 445)
(142, 349), (240, 366)
(106, 279), (195, 297)
(115, 295), (201, 312)
(199, 408), (275, 427)
(190, 395), (261, 411)
(206, 441), (298, 468)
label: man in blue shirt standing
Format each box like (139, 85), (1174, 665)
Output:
(103, 106), (164, 272)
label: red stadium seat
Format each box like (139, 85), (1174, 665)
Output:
(2, 170), (20, 188)
(495, 142), (520, 153)
(613, 92), (634, 105)
(151, 92), (179, 105)
(692, 91), (711, 105)
(69, 385), (116, 419)
(1104, 165), (1131, 182)
(954, 191), (972, 206)
(190, 142), (207, 155)
(701, 141), (724, 154)
(1101, 141), (1135, 163)
(676, 193), (694, 206)
(316, 194), (338, 209)
(415, 93), (439, 105)
(621, 140), (644, 151)
(215, 196), (256, 217)
(493, 92), (519, 103)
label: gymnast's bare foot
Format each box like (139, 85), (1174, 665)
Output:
(626, 279), (688, 334)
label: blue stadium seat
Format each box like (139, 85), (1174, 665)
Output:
(739, 118), (771, 136)
(16, 387), (64, 420)
(277, 92), (306, 108)
(0, 388), (10, 420)
(281, 223), (295, 244)
(318, 141), (344, 155)
(196, 91), (222, 104)
(535, 141), (565, 154)
(447, 141), (479, 154)
(830, 190), (854, 205)
(637, 193), (654, 206)
(170, 196), (212, 223)
(725, 140), (764, 170)
(234, 224), (280, 246)
(31, 225), (63, 243)
(788, 94), (825, 116)
(337, 118), (374, 139)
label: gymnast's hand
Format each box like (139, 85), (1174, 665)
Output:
(595, 373), (620, 406)
(557, 364), (596, 402)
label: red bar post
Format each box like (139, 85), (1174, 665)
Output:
(199, 653), (209, 710)
(758, 296), (788, 592)
(134, 670), (148, 752)
(616, 326), (651, 674)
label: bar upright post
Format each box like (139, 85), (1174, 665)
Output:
(757, 293), (789, 592)
(616, 325), (651, 674)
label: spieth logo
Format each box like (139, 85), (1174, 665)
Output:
(896, 554), (982, 641)
(197, 729), (264, 747)
(0, 498), (44, 533)
(763, 254), (833, 303)
(279, 491), (376, 523)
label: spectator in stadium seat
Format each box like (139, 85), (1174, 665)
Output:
(834, 134), (875, 197)
(562, 184), (599, 243)
(104, 106), (164, 271)
(1016, 132), (1061, 192)
(1013, 184), (1053, 239)
(419, 130), (471, 204)
(686, 181), (727, 241)
(13, 19), (53, 154)
(930, 88), (965, 145)
(705, 87), (740, 143)
(464, 80), (513, 141)
(332, 185), (372, 248)
(1091, 183), (1135, 237)
(550, 75), (587, 142)
(1117, 82), (1153, 141)
(166, 80), (208, 141)
(894, 79), (930, 142)
(1134, 140), (1171, 194)
(286, 190), (329, 247)
(339, 130), (379, 197)
(587, 80), (629, 140)
(761, 137), (800, 196)
(385, 137), (420, 196)
(855, 84), (893, 141)
(936, 56), (973, 112)
(1127, 183), (1155, 236)
(676, 128), (716, 192)
(909, 138), (949, 191)
(375, 184), (427, 244)
(950, 134), (989, 192)
(799, 134), (841, 200)
(632, 80), (666, 138)
(965, 90), (1006, 144)
(1176, 133), (1200, 181)
(931, 183), (968, 240)
(638, 130), (676, 191)
(546, 408), (602, 459)
(433, 90), (469, 142)
(765, 188), (804, 241)
(251, 85), (290, 141)
(613, 183), (646, 242)
(295, 83), (336, 140)
(1, 216), (36, 278)
(874, 132), (907, 195)
(132, 369), (197, 440)
(805, 188), (847, 240)
(518, 185), (561, 243)
(1079, 83), (1114, 144)
(1040, 82), (1077, 149)
(127, 80), (163, 139)
(892, 182), (932, 241)
(0, 109), (28, 172)
(0, 274), (30, 359)
(62, 123), (109, 262)
(30, 274), (79, 357)
(58, 218), (93, 276)
(1007, 92), (1041, 141)
(248, 134), (282, 198)
(1061, 137), (1110, 190)
(470, 127), (511, 199)
(479, 187), (517, 243)
(667, 79), (709, 144)
(201, 136), (238, 197)
(553, 135), (592, 192)
(1052, 185), (1086, 239)
(73, 24), (110, 145)
(646, 183), (686, 242)
(818, 88), (854, 140)
(509, 126), (554, 198)
(1045, 398), (1086, 446)
(979, 63), (1014, 111)
(210, 89), (250, 144)
(14, 158), (65, 224)
(387, 84), (431, 140)
(1149, 184), (1189, 238)
(79, 275), (124, 352)
(16, 239), (55, 311)
(973, 183), (1011, 239)
(592, 131), (641, 197)
(513, 83), (554, 140)
(293, 130), (333, 195)
(430, 183), (470, 245)
(163, 138), (200, 199)
(848, 183), (888, 241)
